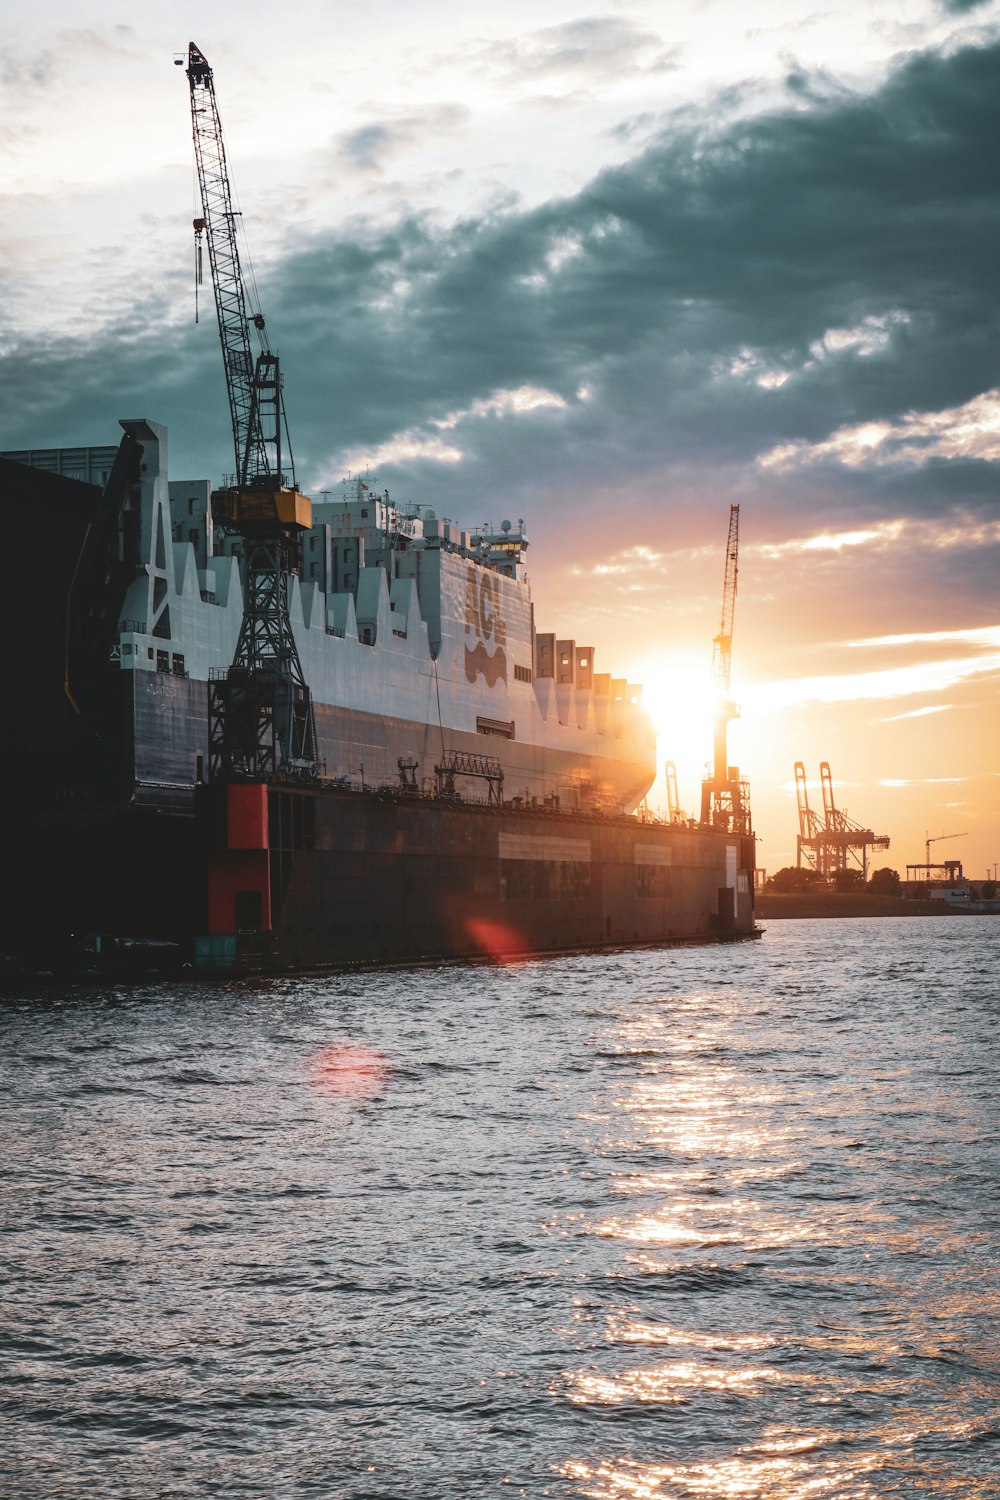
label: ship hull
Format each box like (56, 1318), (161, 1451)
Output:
(196, 782), (758, 975)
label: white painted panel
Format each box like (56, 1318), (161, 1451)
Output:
(499, 833), (592, 863)
(635, 844), (673, 866)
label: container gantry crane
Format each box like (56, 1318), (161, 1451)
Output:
(700, 505), (751, 834)
(182, 42), (317, 781)
(794, 761), (824, 863)
(795, 761), (889, 878)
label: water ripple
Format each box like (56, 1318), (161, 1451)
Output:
(1, 916), (998, 1497)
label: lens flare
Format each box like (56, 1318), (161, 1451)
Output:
(463, 916), (527, 962)
(308, 1042), (389, 1097)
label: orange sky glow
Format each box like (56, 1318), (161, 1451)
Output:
(538, 523), (999, 885)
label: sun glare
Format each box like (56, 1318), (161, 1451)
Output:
(639, 653), (718, 815)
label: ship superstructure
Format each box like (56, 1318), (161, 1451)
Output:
(2, 420), (655, 812)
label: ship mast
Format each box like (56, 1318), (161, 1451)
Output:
(182, 42), (317, 780)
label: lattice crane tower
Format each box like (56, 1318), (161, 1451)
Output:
(700, 506), (751, 834)
(182, 43), (318, 781)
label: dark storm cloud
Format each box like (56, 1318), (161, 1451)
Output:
(262, 38), (1000, 526)
(4, 34), (999, 588)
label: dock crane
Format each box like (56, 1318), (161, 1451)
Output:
(664, 760), (685, 824)
(794, 761), (824, 863)
(181, 42), (317, 780)
(795, 761), (889, 878)
(700, 505), (751, 834)
(925, 831), (967, 866)
(905, 831), (967, 883)
(817, 762), (889, 879)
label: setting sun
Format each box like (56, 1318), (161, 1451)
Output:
(637, 652), (720, 818)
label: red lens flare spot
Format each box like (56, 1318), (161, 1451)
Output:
(308, 1042), (389, 1097)
(464, 917), (526, 963)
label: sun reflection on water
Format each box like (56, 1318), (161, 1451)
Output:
(549, 963), (1000, 1499)
(555, 1002), (883, 1496)
(561, 1360), (791, 1406)
(561, 1448), (884, 1498)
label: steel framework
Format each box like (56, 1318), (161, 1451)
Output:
(700, 505), (751, 834)
(434, 752), (504, 805)
(186, 44), (290, 489)
(795, 761), (889, 878)
(184, 42), (318, 781)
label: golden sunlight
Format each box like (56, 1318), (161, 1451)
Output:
(638, 651), (718, 815)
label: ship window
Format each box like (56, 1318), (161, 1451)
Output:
(514, 664), (532, 683)
(156, 650), (170, 672)
(172, 654), (185, 675)
(361, 508), (369, 518)
(476, 715), (515, 738)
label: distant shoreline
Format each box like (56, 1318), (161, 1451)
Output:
(755, 893), (988, 920)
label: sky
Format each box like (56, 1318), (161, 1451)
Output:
(2, 0), (999, 883)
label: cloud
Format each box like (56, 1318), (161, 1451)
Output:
(269, 36), (1000, 525)
(330, 382), (567, 478)
(880, 705), (952, 723)
(332, 104), (471, 174)
(760, 388), (1000, 471)
(3, 30), (1000, 643)
(747, 647), (1000, 711)
(751, 521), (906, 558)
(432, 384), (567, 429)
(464, 16), (669, 89)
(852, 624), (1000, 650)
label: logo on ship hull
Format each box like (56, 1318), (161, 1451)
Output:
(464, 568), (507, 687)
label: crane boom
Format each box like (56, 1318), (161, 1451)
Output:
(712, 504), (739, 694)
(925, 831), (967, 864)
(181, 42), (317, 781)
(185, 43), (288, 490)
(700, 504), (750, 835)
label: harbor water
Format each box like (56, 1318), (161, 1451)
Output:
(3, 916), (999, 1497)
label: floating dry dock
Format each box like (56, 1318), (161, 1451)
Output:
(0, 428), (757, 976)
